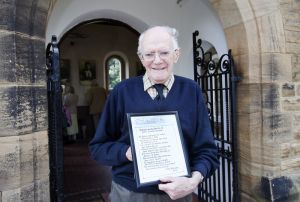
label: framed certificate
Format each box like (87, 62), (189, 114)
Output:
(127, 111), (191, 187)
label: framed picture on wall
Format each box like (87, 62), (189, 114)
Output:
(79, 59), (96, 85)
(60, 59), (71, 84)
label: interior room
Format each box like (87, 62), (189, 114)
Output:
(59, 20), (142, 201)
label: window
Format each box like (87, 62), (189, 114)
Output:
(105, 55), (125, 90)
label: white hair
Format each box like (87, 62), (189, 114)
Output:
(137, 26), (180, 54)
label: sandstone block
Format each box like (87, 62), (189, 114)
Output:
(282, 98), (300, 111)
(0, 87), (18, 136)
(293, 113), (300, 132)
(250, 0), (279, 18)
(15, 0), (47, 38)
(237, 84), (262, 114)
(0, 131), (49, 192)
(282, 83), (295, 97)
(297, 85), (300, 96)
(282, 9), (300, 32)
(0, 33), (16, 83)
(34, 131), (49, 180)
(211, 0), (244, 28)
(239, 172), (256, 197)
(295, 131), (300, 140)
(0, 86), (33, 136)
(292, 0), (300, 10)
(292, 54), (300, 82)
(225, 19), (261, 57)
(281, 142), (300, 158)
(1, 188), (20, 202)
(262, 83), (281, 113)
(260, 145), (281, 167)
(0, 0), (15, 31)
(19, 134), (34, 186)
(286, 42), (300, 54)
(20, 183), (34, 201)
(279, 0), (293, 7)
(244, 20), (261, 55)
(257, 11), (286, 53)
(281, 158), (300, 173)
(0, 136), (21, 190)
(0, 86), (47, 137)
(35, 178), (50, 202)
(233, 53), (260, 83)
(261, 53), (293, 82)
(224, 23), (248, 56)
(237, 112), (259, 142)
(1, 182), (35, 202)
(285, 30), (300, 43)
(234, 0), (255, 22)
(262, 113), (293, 143)
(33, 87), (48, 131)
(0, 32), (47, 85)
(15, 35), (47, 84)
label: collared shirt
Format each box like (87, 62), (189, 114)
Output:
(143, 73), (175, 100)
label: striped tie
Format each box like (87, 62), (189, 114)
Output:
(153, 84), (165, 101)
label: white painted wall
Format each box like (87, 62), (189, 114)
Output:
(60, 24), (139, 105)
(46, 0), (227, 79)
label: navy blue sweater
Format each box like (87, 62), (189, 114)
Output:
(89, 75), (219, 193)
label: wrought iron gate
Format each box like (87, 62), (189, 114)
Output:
(46, 36), (64, 202)
(193, 31), (239, 202)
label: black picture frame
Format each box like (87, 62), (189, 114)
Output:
(79, 59), (96, 85)
(127, 111), (191, 187)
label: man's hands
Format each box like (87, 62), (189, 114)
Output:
(158, 171), (204, 200)
(126, 147), (132, 161)
(125, 147), (204, 200)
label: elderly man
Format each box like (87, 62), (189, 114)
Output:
(89, 26), (219, 202)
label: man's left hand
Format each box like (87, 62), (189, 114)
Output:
(158, 171), (203, 200)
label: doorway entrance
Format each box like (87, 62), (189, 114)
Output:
(47, 19), (140, 201)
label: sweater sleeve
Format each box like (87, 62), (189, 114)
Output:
(89, 87), (130, 166)
(190, 86), (219, 179)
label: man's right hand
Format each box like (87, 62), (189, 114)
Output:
(126, 147), (132, 161)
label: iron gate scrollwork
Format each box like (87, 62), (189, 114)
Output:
(193, 31), (239, 202)
(46, 36), (64, 202)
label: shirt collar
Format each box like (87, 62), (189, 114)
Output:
(143, 73), (174, 91)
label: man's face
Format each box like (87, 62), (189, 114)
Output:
(140, 28), (179, 84)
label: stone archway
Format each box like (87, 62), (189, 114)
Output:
(210, 0), (299, 201)
(47, 0), (300, 200)
(1, 0), (299, 201)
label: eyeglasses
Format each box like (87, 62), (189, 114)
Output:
(140, 50), (176, 61)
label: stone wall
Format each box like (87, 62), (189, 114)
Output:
(279, 0), (300, 195)
(0, 0), (51, 201)
(0, 0), (299, 201)
(211, 0), (300, 201)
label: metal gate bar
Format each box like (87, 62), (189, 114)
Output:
(193, 31), (239, 202)
(46, 36), (64, 202)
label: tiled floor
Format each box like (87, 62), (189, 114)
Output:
(63, 141), (111, 202)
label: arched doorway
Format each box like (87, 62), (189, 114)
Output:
(55, 19), (140, 201)
(1, 0), (298, 201)
(45, 0), (230, 200)
(45, 0), (299, 202)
